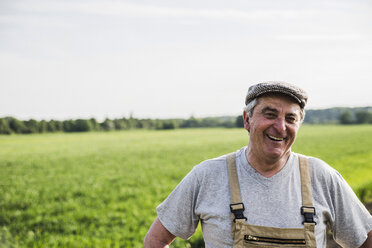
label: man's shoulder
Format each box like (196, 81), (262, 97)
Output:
(193, 153), (227, 172)
(295, 153), (334, 170)
(295, 153), (341, 181)
(195, 148), (244, 169)
(191, 149), (244, 178)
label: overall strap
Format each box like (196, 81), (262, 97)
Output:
(298, 154), (317, 247)
(226, 153), (247, 222)
(298, 155), (316, 223)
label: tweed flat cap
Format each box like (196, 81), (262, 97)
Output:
(245, 81), (308, 108)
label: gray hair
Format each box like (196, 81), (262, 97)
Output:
(243, 98), (258, 117)
(243, 98), (306, 122)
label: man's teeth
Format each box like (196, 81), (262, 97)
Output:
(268, 135), (284, 141)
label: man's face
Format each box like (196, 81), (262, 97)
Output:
(243, 94), (302, 163)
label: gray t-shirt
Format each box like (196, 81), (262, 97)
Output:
(157, 147), (372, 248)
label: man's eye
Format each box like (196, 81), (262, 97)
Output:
(265, 113), (276, 118)
(286, 117), (297, 123)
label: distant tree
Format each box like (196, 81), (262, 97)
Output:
(340, 111), (353, 124)
(160, 120), (176, 130)
(113, 119), (128, 130)
(63, 120), (76, 132)
(74, 119), (92, 132)
(0, 118), (12, 134)
(136, 119), (144, 129)
(180, 117), (200, 128)
(7, 117), (28, 133)
(38, 120), (48, 133)
(89, 118), (100, 131)
(24, 119), (39, 133)
(222, 120), (236, 128)
(154, 120), (163, 130)
(141, 119), (156, 129)
(127, 118), (139, 129)
(101, 118), (114, 131)
(47, 120), (57, 132)
(236, 115), (244, 128)
(200, 118), (219, 127)
(54, 120), (64, 132)
(355, 111), (371, 124)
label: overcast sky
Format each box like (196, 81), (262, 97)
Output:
(1, 0), (372, 121)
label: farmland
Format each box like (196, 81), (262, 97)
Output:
(1, 125), (372, 247)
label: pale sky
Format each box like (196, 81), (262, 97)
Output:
(1, 0), (372, 121)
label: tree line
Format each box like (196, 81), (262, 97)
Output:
(1, 107), (371, 134)
(0, 116), (238, 135)
(339, 110), (372, 124)
(304, 107), (372, 124)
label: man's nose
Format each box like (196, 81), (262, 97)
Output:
(273, 117), (286, 132)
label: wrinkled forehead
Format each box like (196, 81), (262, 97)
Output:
(256, 93), (302, 114)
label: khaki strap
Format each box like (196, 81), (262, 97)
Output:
(226, 152), (244, 238)
(304, 223), (317, 247)
(299, 155), (317, 247)
(226, 152), (242, 205)
(298, 155), (313, 208)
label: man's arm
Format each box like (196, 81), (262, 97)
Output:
(360, 230), (372, 248)
(144, 217), (176, 248)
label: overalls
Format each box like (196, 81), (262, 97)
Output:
(226, 153), (317, 248)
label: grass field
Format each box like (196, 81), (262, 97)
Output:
(1, 125), (372, 247)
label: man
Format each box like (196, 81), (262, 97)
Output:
(144, 82), (372, 247)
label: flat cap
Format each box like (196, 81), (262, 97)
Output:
(245, 81), (308, 108)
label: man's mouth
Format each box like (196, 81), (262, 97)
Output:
(267, 134), (285, 141)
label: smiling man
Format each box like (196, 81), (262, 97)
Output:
(144, 82), (372, 248)
(243, 93), (302, 177)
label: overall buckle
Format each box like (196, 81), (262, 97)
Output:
(230, 203), (247, 222)
(301, 206), (316, 224)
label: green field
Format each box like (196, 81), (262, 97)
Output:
(1, 125), (372, 247)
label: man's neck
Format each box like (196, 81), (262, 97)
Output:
(245, 148), (291, 178)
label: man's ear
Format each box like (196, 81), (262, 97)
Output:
(243, 111), (250, 132)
